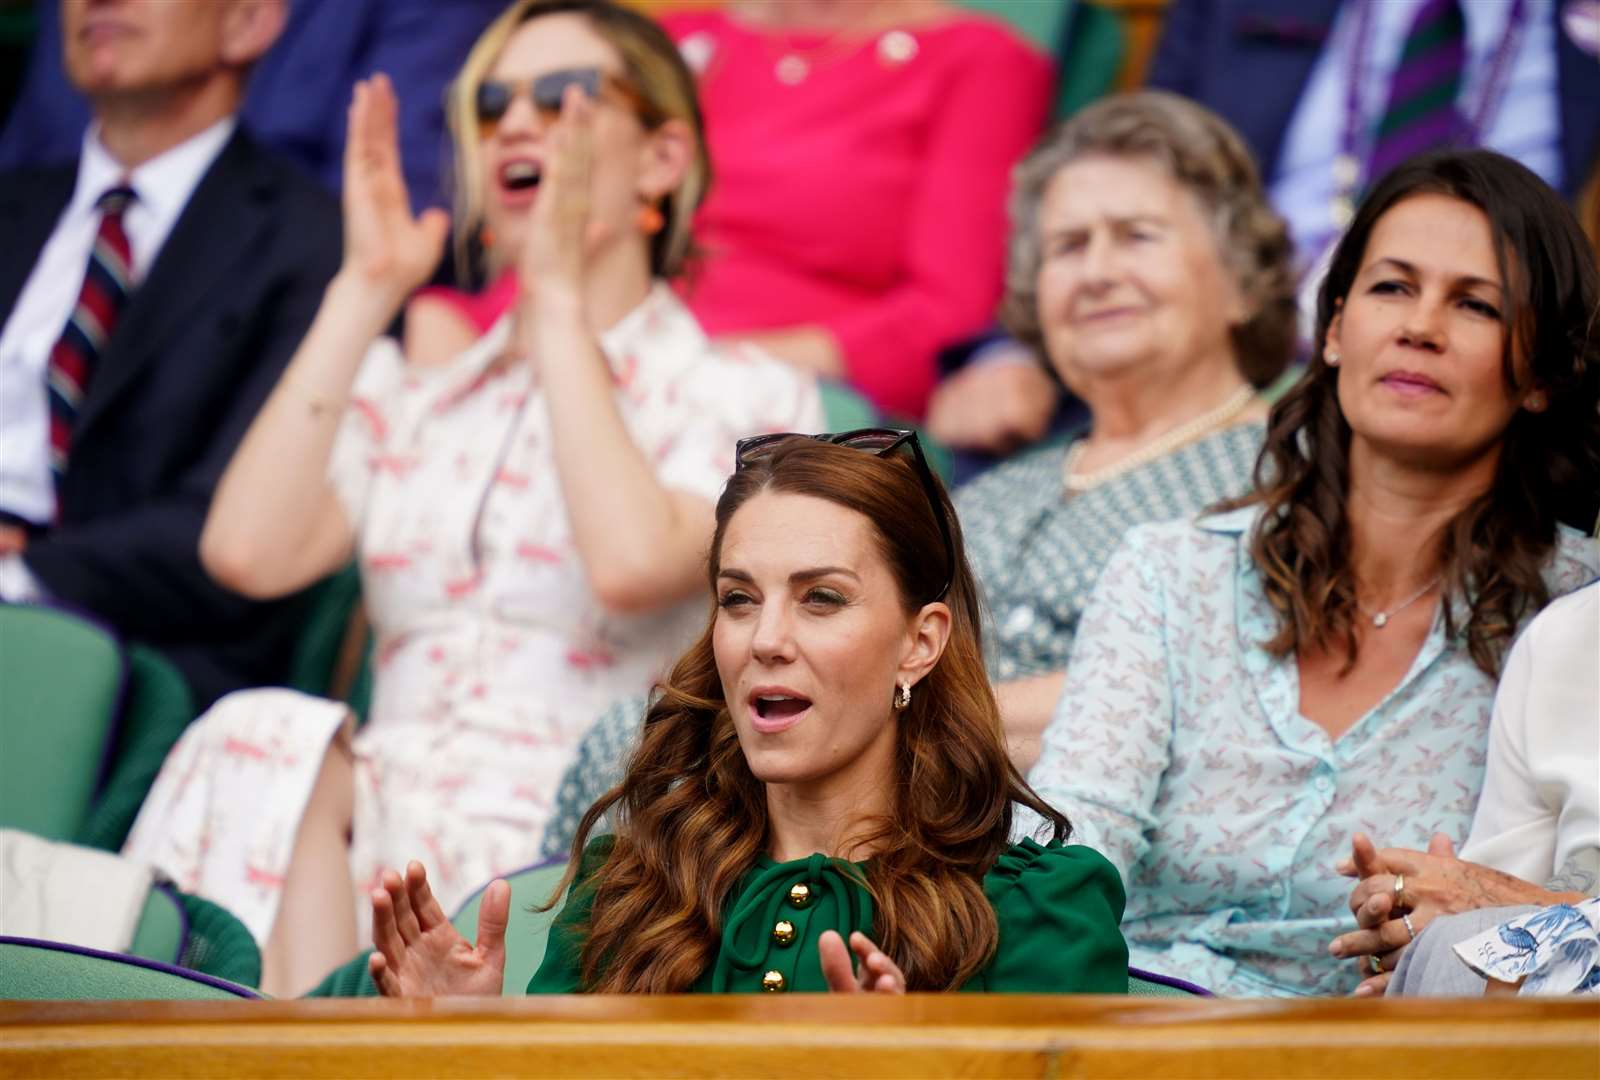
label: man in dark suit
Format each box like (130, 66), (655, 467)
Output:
(1146, 0), (1600, 266)
(0, 0), (341, 708)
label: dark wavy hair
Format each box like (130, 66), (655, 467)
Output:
(1234, 149), (1600, 677)
(551, 439), (1069, 991)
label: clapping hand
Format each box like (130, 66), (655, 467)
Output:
(368, 861), (508, 998)
(517, 85), (612, 311)
(341, 75), (451, 312)
(818, 930), (907, 994)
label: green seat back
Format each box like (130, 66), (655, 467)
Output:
(959, 0), (1074, 52)
(176, 892), (262, 989)
(127, 885), (185, 966)
(74, 644), (194, 852)
(1054, 1), (1126, 118)
(288, 564), (373, 725)
(0, 605), (124, 840)
(818, 379), (879, 432)
(0, 938), (257, 1001)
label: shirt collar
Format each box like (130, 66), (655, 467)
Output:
(75, 116), (237, 223)
(1195, 504), (1260, 535)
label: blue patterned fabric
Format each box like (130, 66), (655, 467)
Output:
(956, 423), (1264, 681)
(537, 695), (648, 861)
(1454, 899), (1600, 995)
(1023, 507), (1600, 997)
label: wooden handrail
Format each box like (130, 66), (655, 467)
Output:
(4, 995), (1598, 1078)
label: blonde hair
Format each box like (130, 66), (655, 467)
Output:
(1002, 91), (1296, 387)
(443, 0), (710, 282)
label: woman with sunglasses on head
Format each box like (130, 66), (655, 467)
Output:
(121, 0), (818, 998)
(366, 430), (1126, 996)
(1021, 148), (1600, 997)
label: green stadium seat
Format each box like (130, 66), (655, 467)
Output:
(0, 937), (259, 1001)
(0, 605), (124, 841)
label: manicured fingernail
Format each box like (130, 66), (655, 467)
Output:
(1354, 984), (1374, 997)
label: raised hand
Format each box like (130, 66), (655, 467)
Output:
(517, 85), (610, 306)
(818, 930), (907, 994)
(341, 75), (451, 310)
(368, 861), (508, 998)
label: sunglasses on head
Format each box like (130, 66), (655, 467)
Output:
(474, 66), (660, 131)
(733, 429), (955, 603)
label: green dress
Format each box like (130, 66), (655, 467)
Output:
(527, 836), (1129, 994)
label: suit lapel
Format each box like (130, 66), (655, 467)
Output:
(0, 164), (78, 323)
(75, 130), (277, 437)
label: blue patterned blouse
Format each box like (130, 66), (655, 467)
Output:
(1023, 507), (1600, 997)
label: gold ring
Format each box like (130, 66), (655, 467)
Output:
(1393, 874), (1406, 905)
(1371, 954), (1385, 974)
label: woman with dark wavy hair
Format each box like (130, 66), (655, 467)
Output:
(365, 432), (1128, 995)
(1024, 148), (1599, 997)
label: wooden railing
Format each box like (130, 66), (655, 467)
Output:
(4, 995), (1598, 1078)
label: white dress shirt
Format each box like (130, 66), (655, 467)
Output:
(0, 117), (235, 600)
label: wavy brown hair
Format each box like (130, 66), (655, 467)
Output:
(551, 438), (1069, 991)
(1234, 149), (1600, 677)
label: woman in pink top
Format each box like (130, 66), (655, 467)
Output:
(662, 1), (1054, 418)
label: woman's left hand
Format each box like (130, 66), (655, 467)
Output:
(518, 85), (608, 309)
(818, 930), (906, 994)
(1330, 832), (1482, 995)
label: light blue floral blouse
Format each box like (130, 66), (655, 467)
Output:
(1023, 506), (1600, 997)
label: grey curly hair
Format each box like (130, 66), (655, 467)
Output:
(1001, 91), (1297, 387)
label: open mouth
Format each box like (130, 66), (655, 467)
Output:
(754, 694), (810, 720)
(499, 160), (542, 192)
(750, 691), (813, 733)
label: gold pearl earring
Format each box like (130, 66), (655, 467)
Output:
(893, 682), (911, 710)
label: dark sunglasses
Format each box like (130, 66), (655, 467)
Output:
(734, 429), (955, 603)
(474, 67), (661, 130)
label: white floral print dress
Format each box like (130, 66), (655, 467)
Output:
(123, 285), (820, 944)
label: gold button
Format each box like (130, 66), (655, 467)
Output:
(787, 882), (812, 908)
(761, 970), (786, 992)
(772, 919), (797, 946)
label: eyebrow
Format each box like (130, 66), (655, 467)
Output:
(1044, 214), (1168, 235)
(1365, 257), (1502, 293)
(717, 566), (861, 585)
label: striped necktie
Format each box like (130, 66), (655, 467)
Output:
(1368, 0), (1468, 181)
(47, 183), (136, 489)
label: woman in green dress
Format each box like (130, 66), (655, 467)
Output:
(364, 432), (1128, 994)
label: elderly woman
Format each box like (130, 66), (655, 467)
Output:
(954, 92), (1297, 770)
(122, 0), (818, 997)
(1024, 148), (1600, 997)
(363, 433), (1128, 996)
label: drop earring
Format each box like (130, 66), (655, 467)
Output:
(893, 682), (911, 711)
(636, 200), (665, 236)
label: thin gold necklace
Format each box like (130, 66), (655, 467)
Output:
(1062, 385), (1255, 493)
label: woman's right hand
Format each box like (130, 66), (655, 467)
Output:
(341, 74), (451, 311)
(368, 861), (508, 998)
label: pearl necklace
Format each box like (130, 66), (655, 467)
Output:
(1062, 385), (1256, 493)
(1358, 576), (1441, 629)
